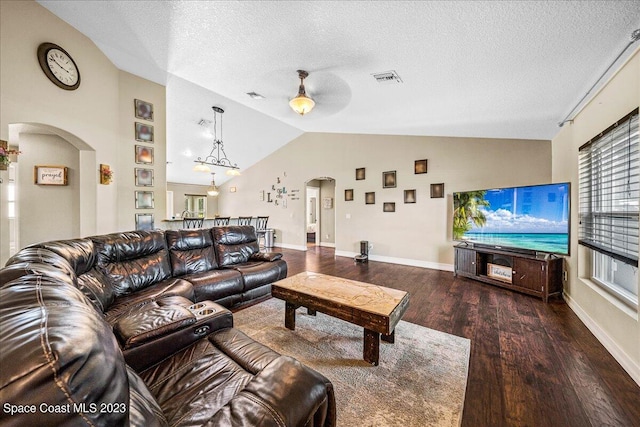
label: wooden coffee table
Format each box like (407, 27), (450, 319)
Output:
(271, 271), (410, 366)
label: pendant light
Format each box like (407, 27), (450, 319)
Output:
(289, 70), (315, 116)
(194, 106), (241, 174)
(207, 172), (219, 197)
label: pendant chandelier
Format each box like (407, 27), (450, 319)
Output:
(289, 70), (315, 116)
(207, 172), (219, 196)
(194, 106), (241, 175)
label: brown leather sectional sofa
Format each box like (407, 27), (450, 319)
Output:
(0, 225), (336, 426)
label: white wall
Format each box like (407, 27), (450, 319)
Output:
(18, 133), (79, 246)
(0, 1), (166, 264)
(551, 47), (640, 384)
(218, 132), (553, 268)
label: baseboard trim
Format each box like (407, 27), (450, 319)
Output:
(563, 291), (640, 386)
(334, 250), (454, 272)
(318, 242), (336, 248)
(274, 243), (308, 251)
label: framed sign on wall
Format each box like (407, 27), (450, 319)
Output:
(34, 165), (68, 185)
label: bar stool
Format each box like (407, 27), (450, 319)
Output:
(238, 216), (253, 226)
(183, 218), (204, 229)
(256, 216), (269, 247)
(214, 217), (230, 226)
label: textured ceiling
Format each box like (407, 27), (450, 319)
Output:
(38, 1), (640, 185)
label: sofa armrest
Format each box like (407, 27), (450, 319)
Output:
(123, 301), (233, 372)
(250, 252), (283, 262)
(206, 356), (336, 427)
(114, 305), (196, 349)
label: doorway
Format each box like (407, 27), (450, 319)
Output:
(305, 177), (336, 249)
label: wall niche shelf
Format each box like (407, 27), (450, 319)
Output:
(453, 244), (564, 302)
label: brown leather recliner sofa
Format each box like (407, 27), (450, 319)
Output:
(0, 225), (336, 426)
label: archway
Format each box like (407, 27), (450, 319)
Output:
(0, 123), (96, 264)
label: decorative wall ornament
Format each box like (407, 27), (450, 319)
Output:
(414, 159), (428, 174)
(383, 202), (395, 212)
(135, 191), (154, 209)
(135, 213), (154, 231)
(99, 164), (113, 185)
(135, 168), (153, 186)
(345, 189), (354, 201)
(322, 197), (333, 209)
(365, 192), (375, 204)
(430, 183), (445, 198)
(135, 122), (154, 143)
(34, 165), (68, 186)
(134, 99), (154, 121)
(404, 189), (416, 203)
(356, 168), (366, 180)
(383, 170), (396, 188)
(135, 145), (153, 165)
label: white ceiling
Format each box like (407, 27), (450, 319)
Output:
(38, 1), (640, 185)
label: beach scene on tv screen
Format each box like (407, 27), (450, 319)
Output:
(454, 184), (569, 254)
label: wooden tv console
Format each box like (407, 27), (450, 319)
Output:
(453, 244), (564, 302)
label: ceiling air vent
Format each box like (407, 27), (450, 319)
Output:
(372, 70), (403, 84)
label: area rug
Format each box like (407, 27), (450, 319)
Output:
(234, 298), (471, 427)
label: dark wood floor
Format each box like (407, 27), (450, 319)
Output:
(277, 245), (640, 427)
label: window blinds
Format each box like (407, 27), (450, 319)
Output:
(578, 109), (639, 267)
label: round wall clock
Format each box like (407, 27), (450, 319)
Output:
(37, 42), (81, 90)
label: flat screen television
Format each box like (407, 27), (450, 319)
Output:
(453, 183), (570, 255)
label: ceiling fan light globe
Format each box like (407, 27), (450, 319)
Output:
(289, 95), (316, 116)
(207, 186), (219, 196)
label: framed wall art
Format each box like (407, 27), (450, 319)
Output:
(322, 197), (333, 209)
(404, 189), (416, 203)
(355, 167), (366, 180)
(431, 183), (445, 198)
(34, 165), (68, 186)
(135, 145), (153, 165)
(345, 189), (354, 201)
(383, 170), (396, 188)
(365, 192), (375, 204)
(135, 213), (154, 231)
(414, 159), (428, 174)
(135, 191), (154, 209)
(135, 122), (154, 143)
(134, 99), (154, 121)
(99, 164), (113, 185)
(135, 168), (154, 186)
(383, 202), (395, 212)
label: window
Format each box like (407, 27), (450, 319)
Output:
(579, 108), (639, 306)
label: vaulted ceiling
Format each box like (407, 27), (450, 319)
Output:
(38, 1), (640, 185)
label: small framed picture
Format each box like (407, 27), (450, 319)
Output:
(134, 99), (154, 121)
(345, 189), (354, 201)
(383, 202), (395, 212)
(322, 197), (333, 209)
(135, 191), (154, 209)
(135, 213), (154, 231)
(383, 170), (396, 188)
(135, 168), (154, 186)
(431, 183), (445, 198)
(404, 189), (416, 203)
(365, 192), (376, 205)
(34, 165), (68, 186)
(356, 167), (366, 180)
(415, 159), (428, 174)
(135, 122), (154, 143)
(135, 145), (153, 165)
